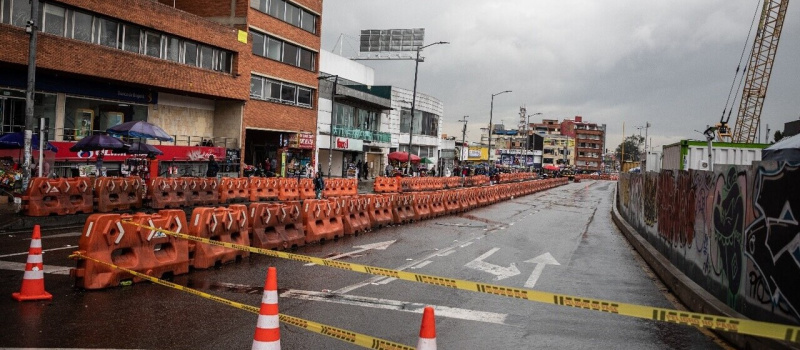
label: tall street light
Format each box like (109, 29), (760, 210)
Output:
(407, 41), (449, 173)
(487, 90), (512, 169)
(458, 116), (468, 163)
(526, 112), (542, 151)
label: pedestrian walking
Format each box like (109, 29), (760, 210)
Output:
(206, 155), (219, 178)
(362, 161), (369, 179)
(385, 163), (393, 177)
(313, 171), (325, 199)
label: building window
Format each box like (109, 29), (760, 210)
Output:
(144, 31), (161, 58)
(122, 25), (141, 53)
(199, 45), (213, 69)
(43, 4), (66, 36)
(250, 75), (314, 108)
(72, 11), (93, 42)
(250, 29), (316, 72)
(184, 42), (198, 66)
(165, 36), (181, 62)
(250, 0), (317, 34)
(96, 18), (118, 48)
(4, 1), (234, 74)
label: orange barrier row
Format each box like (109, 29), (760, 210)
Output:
(149, 177), (188, 209)
(247, 201), (305, 251)
(186, 177), (219, 206)
(574, 174), (618, 181)
(22, 178), (94, 216)
(94, 177), (143, 213)
(187, 206), (250, 269)
(497, 173), (536, 183)
(373, 176), (400, 193)
(72, 178), (569, 289)
(322, 178), (357, 198)
(219, 177), (250, 203)
(302, 199), (344, 243)
(71, 210), (189, 289)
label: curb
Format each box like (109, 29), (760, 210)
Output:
(610, 184), (798, 350)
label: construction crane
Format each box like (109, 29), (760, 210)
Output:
(717, 0), (790, 143)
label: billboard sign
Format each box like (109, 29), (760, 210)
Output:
(360, 28), (425, 52)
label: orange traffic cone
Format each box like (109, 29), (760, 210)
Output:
(252, 266), (280, 350)
(12, 225), (52, 301)
(417, 306), (437, 350)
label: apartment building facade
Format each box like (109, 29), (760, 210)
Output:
(561, 116), (605, 171)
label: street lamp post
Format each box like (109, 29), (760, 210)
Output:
(526, 112), (542, 151)
(487, 90), (512, 170)
(458, 116), (468, 163)
(318, 74), (339, 178)
(406, 41), (449, 174)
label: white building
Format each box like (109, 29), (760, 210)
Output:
(389, 87), (444, 171)
(316, 51), (392, 178)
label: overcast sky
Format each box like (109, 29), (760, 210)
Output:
(320, 0), (800, 151)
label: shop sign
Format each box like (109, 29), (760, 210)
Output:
(50, 142), (225, 162)
(333, 137), (363, 151)
(467, 147), (488, 160)
(289, 133), (314, 150)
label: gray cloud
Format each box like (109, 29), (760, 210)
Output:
(321, 0), (800, 151)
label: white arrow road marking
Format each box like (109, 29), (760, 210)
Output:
(0, 261), (71, 275)
(464, 248), (520, 280)
(280, 289), (508, 325)
(304, 240), (396, 266)
(523, 252), (560, 288)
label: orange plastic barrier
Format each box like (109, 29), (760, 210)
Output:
(302, 199), (344, 243)
(219, 177), (249, 203)
(365, 194), (393, 229)
(413, 192), (432, 221)
(322, 178), (340, 198)
(298, 178), (316, 200)
(373, 177), (400, 193)
(249, 177), (270, 202)
(94, 177), (143, 213)
(71, 210), (189, 289)
(186, 177), (219, 206)
(187, 206), (250, 269)
(248, 202), (284, 250)
(333, 197), (368, 236)
(148, 177), (186, 209)
(278, 178), (301, 201)
(341, 178), (358, 196)
(22, 178), (94, 216)
(278, 201), (306, 249)
(391, 193), (415, 224)
(429, 191), (446, 217)
(443, 190), (462, 214)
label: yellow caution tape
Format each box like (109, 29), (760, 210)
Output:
(69, 252), (414, 350)
(123, 221), (800, 343)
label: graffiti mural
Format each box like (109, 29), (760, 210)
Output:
(657, 170), (695, 247)
(643, 172), (658, 227)
(712, 167), (747, 306)
(617, 162), (800, 325)
(744, 163), (800, 322)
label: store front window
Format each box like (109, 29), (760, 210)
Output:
(0, 89), (56, 139)
(63, 96), (147, 140)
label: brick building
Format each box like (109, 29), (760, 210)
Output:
(560, 116), (605, 172)
(0, 0), (321, 177)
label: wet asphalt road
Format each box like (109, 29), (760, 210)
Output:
(0, 180), (724, 349)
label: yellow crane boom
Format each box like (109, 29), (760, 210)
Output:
(730, 0), (790, 143)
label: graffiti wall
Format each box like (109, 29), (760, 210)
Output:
(617, 161), (800, 326)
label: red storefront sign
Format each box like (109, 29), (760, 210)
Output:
(50, 142), (226, 162)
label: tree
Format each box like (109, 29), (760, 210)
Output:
(615, 135), (644, 163)
(774, 130), (784, 143)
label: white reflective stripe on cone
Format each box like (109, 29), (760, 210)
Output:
(23, 269), (44, 280)
(252, 340), (280, 350)
(256, 314), (280, 329)
(417, 338), (436, 350)
(262, 290), (278, 304)
(30, 239), (42, 249)
(27, 254), (43, 264)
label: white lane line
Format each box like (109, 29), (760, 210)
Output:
(410, 260), (432, 269)
(0, 260), (72, 275)
(436, 250), (455, 257)
(281, 289), (508, 325)
(459, 242), (473, 248)
(44, 232), (82, 239)
(372, 277), (396, 285)
(0, 245), (77, 258)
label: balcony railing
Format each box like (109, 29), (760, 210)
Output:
(331, 125), (391, 143)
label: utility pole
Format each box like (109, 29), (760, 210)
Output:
(23, 0), (40, 190)
(643, 122), (650, 172)
(458, 116), (468, 163)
